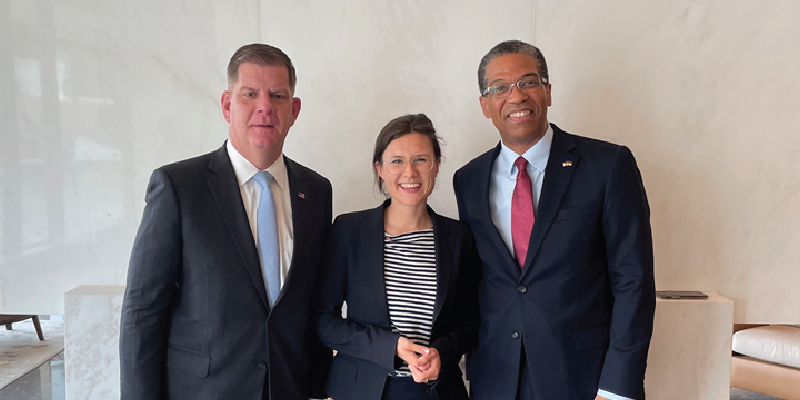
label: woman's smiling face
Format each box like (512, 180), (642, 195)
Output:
(376, 132), (440, 208)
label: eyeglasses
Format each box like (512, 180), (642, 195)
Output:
(481, 75), (548, 98)
(381, 156), (437, 175)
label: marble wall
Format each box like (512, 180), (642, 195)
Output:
(1, 0), (798, 322)
(0, 0), (262, 314)
(0, 0), (532, 314)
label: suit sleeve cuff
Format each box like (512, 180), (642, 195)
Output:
(598, 388), (635, 400)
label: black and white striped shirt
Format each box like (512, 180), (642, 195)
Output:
(383, 228), (438, 376)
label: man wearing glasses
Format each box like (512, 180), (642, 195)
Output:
(453, 40), (655, 400)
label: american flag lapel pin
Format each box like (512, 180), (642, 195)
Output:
(562, 160), (573, 167)
(298, 191), (305, 199)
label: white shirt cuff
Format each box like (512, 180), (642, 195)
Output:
(597, 389), (635, 400)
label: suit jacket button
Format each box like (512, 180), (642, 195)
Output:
(512, 331), (520, 339)
(258, 362), (266, 370)
(517, 286), (527, 294)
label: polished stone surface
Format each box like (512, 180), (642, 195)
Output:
(1, 0), (798, 334)
(0, 0), (532, 317)
(0, 352), (64, 400)
(63, 286), (123, 400)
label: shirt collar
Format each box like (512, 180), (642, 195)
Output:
(498, 123), (553, 176)
(226, 140), (287, 189)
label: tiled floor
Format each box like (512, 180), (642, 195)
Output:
(0, 353), (64, 400)
(0, 355), (786, 400)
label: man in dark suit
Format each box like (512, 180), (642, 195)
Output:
(120, 43), (332, 400)
(453, 40), (655, 400)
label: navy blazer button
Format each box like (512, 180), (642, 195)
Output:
(512, 331), (520, 339)
(517, 286), (527, 294)
(257, 362), (266, 370)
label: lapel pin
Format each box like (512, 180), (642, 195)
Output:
(298, 192), (305, 199)
(562, 160), (573, 167)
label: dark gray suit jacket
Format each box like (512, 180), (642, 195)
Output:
(120, 143), (333, 400)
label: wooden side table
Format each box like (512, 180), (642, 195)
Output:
(0, 314), (45, 340)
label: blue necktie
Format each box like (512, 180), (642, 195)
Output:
(252, 171), (281, 307)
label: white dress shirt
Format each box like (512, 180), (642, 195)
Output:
(490, 124), (553, 257)
(226, 140), (294, 290)
(488, 125), (633, 400)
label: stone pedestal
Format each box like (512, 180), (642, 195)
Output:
(64, 286), (124, 400)
(645, 292), (734, 400)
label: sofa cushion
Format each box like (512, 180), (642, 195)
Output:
(733, 325), (800, 369)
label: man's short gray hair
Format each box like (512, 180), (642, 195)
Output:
(478, 40), (548, 95)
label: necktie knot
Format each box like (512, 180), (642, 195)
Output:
(252, 170), (273, 191)
(515, 156), (528, 172)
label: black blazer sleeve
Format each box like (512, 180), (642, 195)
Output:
(598, 146), (656, 397)
(306, 181), (334, 399)
(119, 168), (182, 400)
(314, 217), (400, 373)
(428, 221), (481, 368)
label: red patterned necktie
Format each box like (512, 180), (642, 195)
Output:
(511, 156), (535, 269)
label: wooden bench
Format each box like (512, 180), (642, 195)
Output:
(0, 315), (44, 340)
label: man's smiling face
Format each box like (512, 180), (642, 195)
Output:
(479, 53), (551, 153)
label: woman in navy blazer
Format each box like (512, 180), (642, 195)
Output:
(314, 114), (481, 400)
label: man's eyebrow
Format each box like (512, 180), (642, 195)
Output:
(238, 85), (258, 92)
(488, 73), (539, 86)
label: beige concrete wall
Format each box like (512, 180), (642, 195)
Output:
(535, 0), (800, 322)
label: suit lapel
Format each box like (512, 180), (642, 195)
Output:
(521, 126), (578, 278)
(475, 144), (519, 271)
(367, 203), (451, 324)
(206, 144), (268, 307)
(361, 203), (391, 323)
(430, 212), (451, 322)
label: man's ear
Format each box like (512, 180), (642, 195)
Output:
(479, 96), (491, 119)
(221, 90), (232, 123)
(545, 83), (552, 107)
(292, 97), (301, 121)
